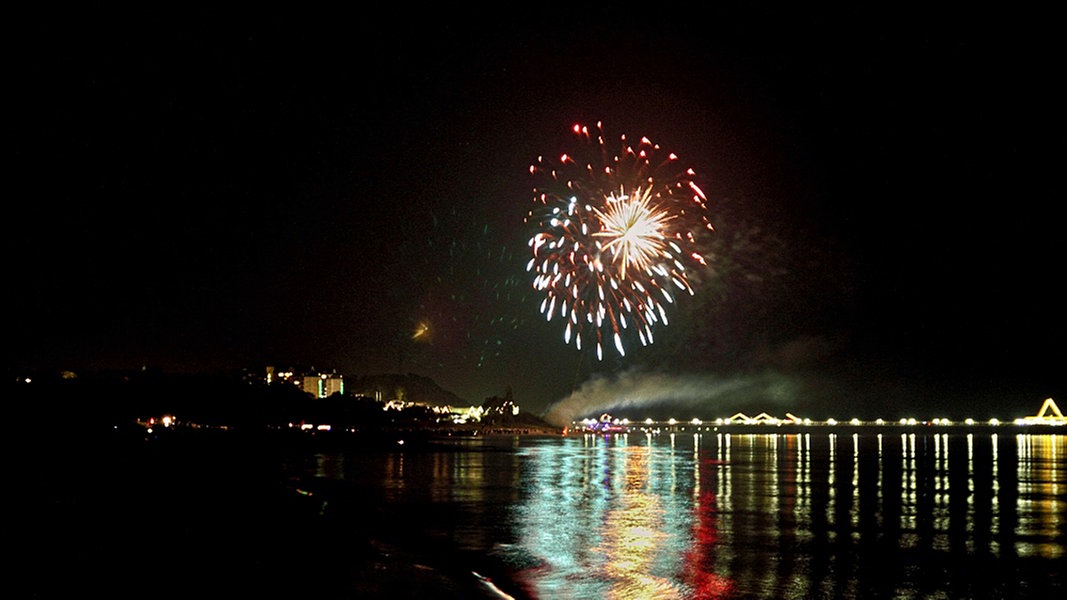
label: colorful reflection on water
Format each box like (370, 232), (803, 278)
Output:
(287, 432), (1065, 597)
(507, 432), (1065, 598)
(32, 427), (1063, 597)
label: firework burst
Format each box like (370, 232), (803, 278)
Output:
(525, 122), (713, 360)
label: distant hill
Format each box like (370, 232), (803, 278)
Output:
(346, 373), (472, 407)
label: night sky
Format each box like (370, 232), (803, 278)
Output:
(11, 6), (1063, 419)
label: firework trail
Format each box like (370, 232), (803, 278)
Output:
(525, 122), (714, 360)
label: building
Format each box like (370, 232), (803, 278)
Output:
(302, 372), (344, 398)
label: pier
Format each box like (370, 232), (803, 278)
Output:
(572, 398), (1066, 435)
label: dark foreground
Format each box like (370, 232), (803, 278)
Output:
(13, 426), (533, 599)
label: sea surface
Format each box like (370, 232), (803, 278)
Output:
(16, 427), (1067, 598)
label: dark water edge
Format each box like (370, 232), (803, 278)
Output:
(12, 426), (530, 599)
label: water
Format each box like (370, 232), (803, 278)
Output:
(18, 429), (1067, 598)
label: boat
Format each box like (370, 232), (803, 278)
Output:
(588, 413), (628, 434)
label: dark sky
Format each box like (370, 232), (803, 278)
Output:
(11, 6), (1063, 418)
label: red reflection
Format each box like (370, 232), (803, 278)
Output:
(682, 458), (734, 599)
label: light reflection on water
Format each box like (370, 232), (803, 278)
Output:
(306, 432), (1065, 598)
(516, 437), (699, 598)
(507, 432), (1065, 598)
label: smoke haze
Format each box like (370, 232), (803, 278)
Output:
(541, 369), (809, 428)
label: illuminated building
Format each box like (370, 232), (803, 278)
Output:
(302, 372), (344, 398)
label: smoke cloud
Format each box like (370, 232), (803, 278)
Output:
(541, 369), (807, 428)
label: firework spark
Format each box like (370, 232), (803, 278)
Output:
(412, 321), (430, 341)
(525, 122), (713, 360)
